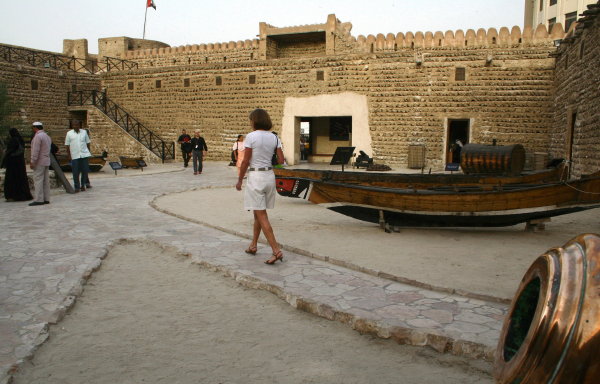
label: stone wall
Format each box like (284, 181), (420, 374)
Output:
(127, 40), (259, 68)
(102, 29), (559, 169)
(83, 107), (162, 163)
(5, 14), (588, 171)
(551, 2), (600, 177)
(276, 40), (325, 58)
(0, 61), (100, 146)
(99, 37), (169, 59)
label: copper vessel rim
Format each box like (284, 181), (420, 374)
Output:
(496, 255), (555, 374)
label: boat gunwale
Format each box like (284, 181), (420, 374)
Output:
(276, 175), (600, 197)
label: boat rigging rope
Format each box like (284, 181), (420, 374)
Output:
(560, 160), (600, 194)
(563, 182), (600, 195)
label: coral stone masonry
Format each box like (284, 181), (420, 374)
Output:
(1, 7), (599, 174)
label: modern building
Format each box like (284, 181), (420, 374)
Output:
(525, 0), (596, 31)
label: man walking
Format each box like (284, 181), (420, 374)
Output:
(177, 129), (192, 167)
(65, 119), (91, 192)
(29, 122), (52, 206)
(190, 130), (208, 175)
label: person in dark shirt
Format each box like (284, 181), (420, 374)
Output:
(190, 130), (208, 175)
(177, 129), (192, 167)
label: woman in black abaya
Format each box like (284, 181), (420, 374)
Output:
(1, 128), (33, 201)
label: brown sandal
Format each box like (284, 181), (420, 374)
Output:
(264, 250), (284, 265)
(245, 246), (257, 255)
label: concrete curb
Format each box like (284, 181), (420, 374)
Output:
(149, 187), (510, 305)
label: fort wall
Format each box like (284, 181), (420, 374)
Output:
(83, 107), (162, 163)
(3, 13), (586, 171)
(99, 37), (169, 59)
(124, 21), (562, 68)
(551, 2), (600, 177)
(101, 30), (558, 168)
(0, 61), (100, 146)
(126, 39), (260, 68)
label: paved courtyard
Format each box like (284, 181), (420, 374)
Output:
(1, 162), (508, 383)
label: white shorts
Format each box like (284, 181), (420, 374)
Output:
(244, 170), (276, 210)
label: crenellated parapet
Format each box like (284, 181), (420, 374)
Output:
(354, 23), (566, 52)
(112, 15), (569, 68)
(125, 39), (259, 59)
(123, 38), (260, 68)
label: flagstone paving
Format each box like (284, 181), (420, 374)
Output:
(0, 163), (507, 383)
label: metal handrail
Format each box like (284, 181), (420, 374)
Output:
(0, 43), (138, 74)
(68, 90), (174, 162)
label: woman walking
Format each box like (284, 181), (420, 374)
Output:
(233, 134), (245, 177)
(1, 128), (33, 201)
(235, 109), (284, 265)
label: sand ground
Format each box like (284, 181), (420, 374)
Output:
(154, 167), (600, 301)
(11, 242), (492, 384)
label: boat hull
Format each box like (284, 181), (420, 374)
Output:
(274, 166), (565, 190)
(277, 172), (600, 228)
(326, 204), (599, 227)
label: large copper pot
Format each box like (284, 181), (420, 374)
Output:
(494, 233), (600, 383)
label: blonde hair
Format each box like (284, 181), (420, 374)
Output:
(194, 130), (200, 134)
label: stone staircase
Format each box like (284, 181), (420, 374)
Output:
(68, 90), (175, 163)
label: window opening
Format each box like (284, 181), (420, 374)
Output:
(565, 11), (577, 32)
(548, 18), (556, 33)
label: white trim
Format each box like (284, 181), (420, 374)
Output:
(281, 92), (371, 166)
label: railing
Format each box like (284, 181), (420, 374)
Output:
(0, 43), (138, 74)
(68, 90), (175, 162)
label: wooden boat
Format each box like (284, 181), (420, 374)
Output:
(56, 154), (107, 172)
(275, 171), (600, 227)
(274, 164), (566, 196)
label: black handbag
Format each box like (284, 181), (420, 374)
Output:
(271, 137), (279, 165)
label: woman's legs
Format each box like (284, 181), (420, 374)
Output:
(249, 211), (262, 249)
(253, 210), (281, 261)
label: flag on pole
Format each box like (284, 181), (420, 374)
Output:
(147, 0), (156, 10)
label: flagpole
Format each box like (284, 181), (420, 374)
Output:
(143, 6), (148, 39)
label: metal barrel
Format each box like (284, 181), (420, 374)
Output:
(460, 144), (526, 176)
(494, 234), (600, 383)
